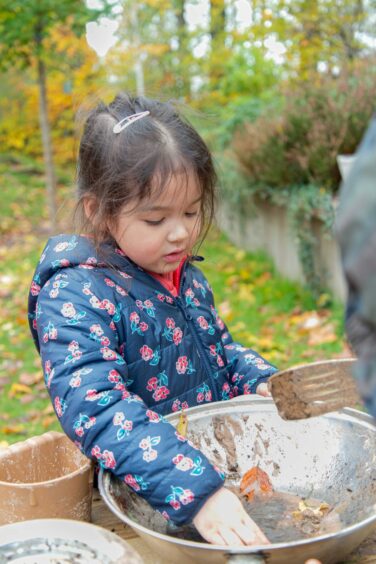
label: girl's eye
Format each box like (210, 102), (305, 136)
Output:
(144, 218), (164, 226)
(185, 211), (198, 218)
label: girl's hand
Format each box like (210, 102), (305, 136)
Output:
(193, 487), (270, 546)
(256, 382), (271, 397)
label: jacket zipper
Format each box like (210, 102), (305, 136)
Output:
(175, 295), (220, 402)
(143, 260), (220, 402)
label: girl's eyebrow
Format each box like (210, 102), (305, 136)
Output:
(139, 196), (201, 213)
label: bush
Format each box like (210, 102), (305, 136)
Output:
(231, 60), (376, 193)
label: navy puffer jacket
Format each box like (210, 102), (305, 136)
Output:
(28, 234), (277, 524)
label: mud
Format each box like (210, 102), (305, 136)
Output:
(240, 491), (341, 542)
(268, 371), (311, 420)
(170, 415), (343, 544)
(268, 359), (359, 420)
(212, 415), (243, 472)
(166, 489), (341, 544)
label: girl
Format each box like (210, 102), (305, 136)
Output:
(28, 93), (277, 546)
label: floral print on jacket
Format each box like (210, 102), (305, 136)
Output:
(28, 235), (277, 525)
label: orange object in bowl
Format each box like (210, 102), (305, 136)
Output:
(239, 465), (273, 501)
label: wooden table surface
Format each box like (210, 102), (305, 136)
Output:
(91, 488), (376, 563)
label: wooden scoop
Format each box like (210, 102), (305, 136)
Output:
(268, 358), (362, 420)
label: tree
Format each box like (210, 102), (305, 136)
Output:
(0, 24), (106, 166)
(251, 0), (376, 79)
(0, 1), (110, 228)
(109, 0), (194, 100)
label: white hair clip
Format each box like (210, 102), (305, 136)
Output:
(113, 111), (150, 134)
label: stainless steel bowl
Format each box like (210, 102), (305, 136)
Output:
(99, 396), (376, 564)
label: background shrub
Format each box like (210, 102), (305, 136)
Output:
(231, 62), (376, 194)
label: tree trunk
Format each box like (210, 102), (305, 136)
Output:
(130, 4), (145, 96)
(209, 0), (226, 44)
(174, 0), (190, 97)
(208, 0), (227, 84)
(37, 54), (57, 229)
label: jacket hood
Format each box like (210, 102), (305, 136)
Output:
(28, 234), (135, 351)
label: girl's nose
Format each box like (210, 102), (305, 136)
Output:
(167, 222), (189, 242)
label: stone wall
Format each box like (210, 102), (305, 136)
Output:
(217, 199), (347, 302)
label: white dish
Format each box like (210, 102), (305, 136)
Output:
(0, 518), (143, 563)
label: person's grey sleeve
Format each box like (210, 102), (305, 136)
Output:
(336, 115), (376, 417)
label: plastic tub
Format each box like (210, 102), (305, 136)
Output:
(0, 431), (93, 524)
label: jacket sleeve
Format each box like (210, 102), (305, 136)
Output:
(218, 314), (278, 394)
(200, 271), (278, 394)
(36, 271), (224, 525)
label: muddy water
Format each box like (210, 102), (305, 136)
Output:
(240, 491), (341, 543)
(167, 490), (341, 544)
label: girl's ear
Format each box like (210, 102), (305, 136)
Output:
(83, 195), (98, 222)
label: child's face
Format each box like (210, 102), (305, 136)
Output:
(109, 173), (202, 274)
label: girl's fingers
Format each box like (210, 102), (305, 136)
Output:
(218, 526), (245, 546)
(236, 521), (270, 546)
(256, 382), (271, 397)
(241, 515), (270, 545)
(233, 522), (258, 545)
(202, 529), (226, 546)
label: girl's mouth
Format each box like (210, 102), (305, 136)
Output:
(164, 250), (184, 263)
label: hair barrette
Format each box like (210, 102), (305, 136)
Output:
(113, 111), (150, 134)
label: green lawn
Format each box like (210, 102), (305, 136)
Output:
(0, 155), (347, 445)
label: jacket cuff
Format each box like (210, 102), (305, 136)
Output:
(148, 464), (225, 526)
(249, 372), (275, 394)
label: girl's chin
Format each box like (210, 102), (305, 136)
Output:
(147, 263), (177, 274)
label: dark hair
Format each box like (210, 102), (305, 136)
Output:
(75, 93), (217, 248)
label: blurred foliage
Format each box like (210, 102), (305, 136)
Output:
(0, 0), (109, 70)
(1, 0), (375, 167)
(0, 23), (106, 165)
(230, 61), (376, 193)
(258, 0), (376, 79)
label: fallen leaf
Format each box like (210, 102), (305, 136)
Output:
(257, 337), (275, 350)
(292, 500), (330, 519)
(19, 372), (43, 386)
(235, 250), (246, 261)
(239, 268), (251, 280)
(0, 376), (11, 388)
(42, 404), (55, 415)
(42, 416), (57, 429)
(308, 323), (337, 346)
(254, 272), (272, 285)
(15, 316), (28, 326)
(19, 394), (35, 405)
(230, 321), (246, 332)
(25, 410), (43, 421)
(2, 424), (26, 435)
(238, 284), (255, 304)
(225, 275), (239, 288)
(8, 383), (33, 397)
(176, 411), (188, 437)
(240, 466), (273, 501)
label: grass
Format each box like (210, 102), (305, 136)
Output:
(0, 154), (347, 445)
(200, 231), (345, 368)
